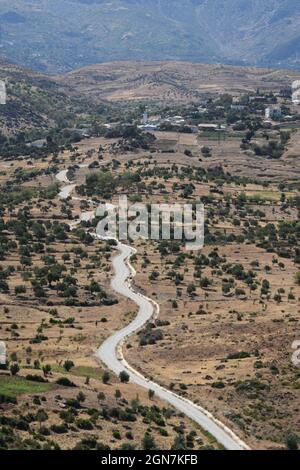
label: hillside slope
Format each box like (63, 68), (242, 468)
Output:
(59, 61), (300, 103)
(0, 61), (89, 135)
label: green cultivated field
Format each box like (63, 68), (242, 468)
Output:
(0, 376), (52, 398)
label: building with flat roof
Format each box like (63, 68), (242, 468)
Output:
(265, 106), (282, 119)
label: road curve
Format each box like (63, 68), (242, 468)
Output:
(56, 169), (250, 451)
(96, 241), (249, 450)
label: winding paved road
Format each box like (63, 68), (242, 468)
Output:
(56, 169), (250, 451)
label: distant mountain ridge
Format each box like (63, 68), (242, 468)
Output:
(0, 0), (299, 73)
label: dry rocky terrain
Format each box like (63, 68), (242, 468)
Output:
(1, 82), (300, 450)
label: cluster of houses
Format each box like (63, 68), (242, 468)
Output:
(26, 81), (300, 149)
(138, 111), (227, 134)
(263, 82), (300, 122)
(231, 83), (299, 125)
(136, 83), (300, 136)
